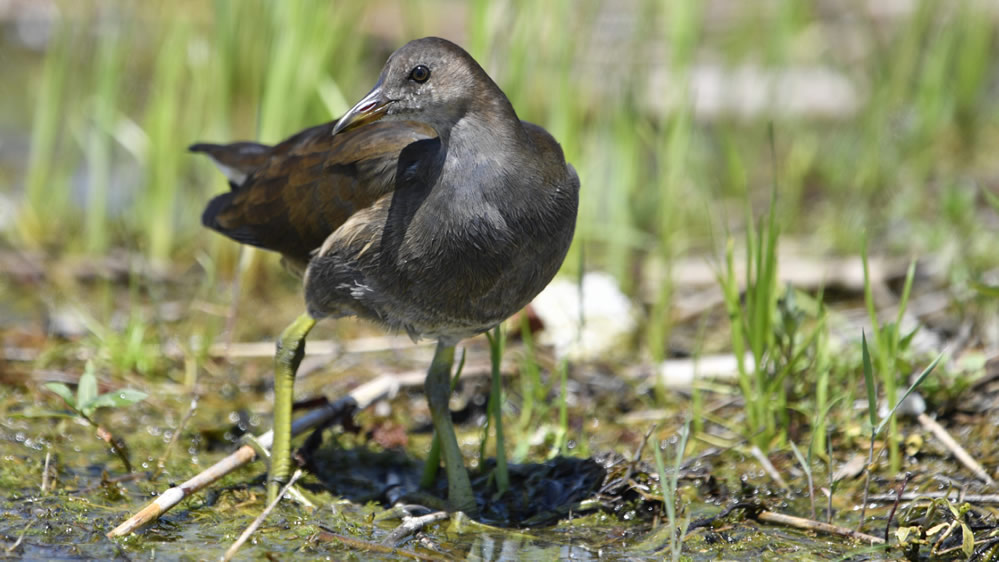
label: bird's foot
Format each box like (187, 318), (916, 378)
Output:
(446, 480), (478, 516)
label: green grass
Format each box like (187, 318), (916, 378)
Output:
(17, 19), (72, 248)
(653, 420), (691, 561)
(857, 332), (942, 532)
(9, 1), (997, 275)
(861, 243), (919, 472)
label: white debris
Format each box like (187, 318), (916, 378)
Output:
(529, 271), (637, 361)
(657, 353), (751, 389)
(647, 63), (863, 120)
(0, 193), (14, 233)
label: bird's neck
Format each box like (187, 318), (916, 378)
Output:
(441, 97), (524, 157)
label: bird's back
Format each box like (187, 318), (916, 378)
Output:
(194, 120), (437, 267)
(300, 117), (579, 341)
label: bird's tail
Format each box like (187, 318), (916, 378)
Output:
(189, 142), (271, 190)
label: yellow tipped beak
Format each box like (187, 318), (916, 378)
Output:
(332, 81), (393, 136)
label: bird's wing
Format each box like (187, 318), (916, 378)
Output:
(197, 120), (437, 264)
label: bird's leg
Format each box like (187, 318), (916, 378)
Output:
(268, 313), (316, 503)
(419, 428), (443, 490)
(420, 348), (467, 489)
(486, 326), (509, 497)
(424, 342), (477, 515)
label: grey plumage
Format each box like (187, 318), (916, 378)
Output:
(199, 37), (579, 343)
(193, 37), (579, 513)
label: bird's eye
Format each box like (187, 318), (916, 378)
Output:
(409, 65), (431, 83)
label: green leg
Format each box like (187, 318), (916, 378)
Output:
(268, 313), (316, 503)
(420, 348), (466, 490)
(424, 342), (477, 515)
(486, 326), (509, 496)
(420, 433), (442, 491)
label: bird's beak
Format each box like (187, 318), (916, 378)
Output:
(332, 80), (392, 136)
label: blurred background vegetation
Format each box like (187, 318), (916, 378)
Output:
(5, 0), (996, 283)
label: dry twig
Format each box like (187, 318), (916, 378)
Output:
(381, 511), (449, 547)
(867, 492), (999, 504)
(40, 451), (51, 493)
(222, 469), (303, 562)
(749, 445), (789, 490)
(757, 510), (885, 545)
(106, 375), (398, 538)
(916, 412), (995, 486)
(4, 520), (35, 554)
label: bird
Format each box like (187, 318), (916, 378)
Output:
(191, 36), (579, 515)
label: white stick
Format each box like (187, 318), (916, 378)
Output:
(917, 412), (995, 485)
(107, 375), (399, 538)
(222, 470), (303, 561)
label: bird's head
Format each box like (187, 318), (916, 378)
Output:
(332, 37), (509, 137)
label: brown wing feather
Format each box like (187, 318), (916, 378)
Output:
(198, 120), (437, 264)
